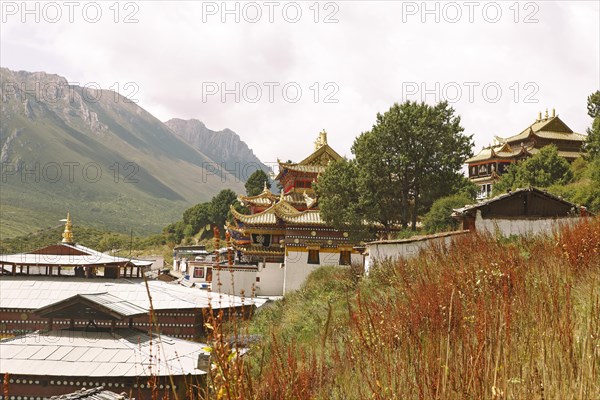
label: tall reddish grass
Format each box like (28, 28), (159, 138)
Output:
(198, 217), (600, 400)
(4, 219), (594, 399)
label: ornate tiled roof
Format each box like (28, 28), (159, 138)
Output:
(275, 131), (343, 180)
(230, 204), (279, 225)
(231, 199), (326, 226)
(278, 210), (325, 225)
(503, 114), (586, 144)
(466, 143), (533, 163)
(466, 112), (586, 165)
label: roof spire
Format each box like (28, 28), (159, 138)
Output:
(537, 111), (542, 122)
(61, 212), (74, 244)
(544, 108), (549, 120)
(552, 108), (556, 118)
(314, 130), (328, 151)
(263, 180), (269, 193)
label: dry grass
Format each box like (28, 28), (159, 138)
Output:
(202, 217), (599, 400)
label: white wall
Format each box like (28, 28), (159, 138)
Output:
(255, 262), (285, 296)
(475, 212), (584, 236)
(365, 232), (470, 275)
(282, 250), (363, 294)
(212, 268), (257, 298)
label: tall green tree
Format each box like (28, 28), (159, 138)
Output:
(209, 189), (238, 233)
(182, 202), (211, 235)
(314, 159), (373, 239)
(584, 90), (600, 159)
(317, 101), (473, 234)
(245, 170), (271, 196)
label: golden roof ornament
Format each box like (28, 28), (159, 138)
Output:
(262, 180), (269, 193)
(61, 212), (74, 244)
(544, 108), (549, 120)
(314, 130), (328, 151)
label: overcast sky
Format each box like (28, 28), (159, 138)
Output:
(2, 1), (599, 165)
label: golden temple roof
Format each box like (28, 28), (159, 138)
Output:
(230, 199), (326, 226)
(466, 143), (533, 163)
(466, 110), (586, 164)
(238, 189), (309, 207)
(502, 112), (586, 144)
(275, 131), (343, 180)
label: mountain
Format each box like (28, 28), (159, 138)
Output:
(0, 68), (246, 238)
(165, 118), (270, 181)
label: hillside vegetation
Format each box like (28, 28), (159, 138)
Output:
(203, 217), (600, 399)
(0, 68), (246, 237)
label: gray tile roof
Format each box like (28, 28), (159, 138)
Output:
(0, 328), (209, 377)
(0, 277), (264, 311)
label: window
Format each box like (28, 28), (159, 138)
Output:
(193, 267), (204, 278)
(339, 251), (351, 266)
(308, 249), (320, 264)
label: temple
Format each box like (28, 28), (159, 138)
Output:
(228, 131), (362, 294)
(466, 109), (586, 199)
(0, 213), (153, 279)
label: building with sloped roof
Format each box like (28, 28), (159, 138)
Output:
(0, 214), (152, 279)
(466, 109), (586, 199)
(0, 293), (210, 398)
(0, 276), (264, 339)
(452, 187), (590, 236)
(228, 131), (362, 295)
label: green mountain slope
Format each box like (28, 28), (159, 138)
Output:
(0, 68), (245, 238)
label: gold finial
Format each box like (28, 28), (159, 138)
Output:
(537, 111), (542, 121)
(279, 190), (284, 201)
(314, 129), (328, 151)
(61, 212), (74, 244)
(544, 108), (549, 120)
(552, 108), (556, 118)
(263, 180), (269, 192)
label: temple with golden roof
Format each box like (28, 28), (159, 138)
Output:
(466, 109), (586, 198)
(228, 131), (361, 294)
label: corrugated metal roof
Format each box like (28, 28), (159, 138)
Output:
(0, 277), (264, 311)
(0, 243), (153, 267)
(0, 329), (209, 377)
(79, 293), (147, 317)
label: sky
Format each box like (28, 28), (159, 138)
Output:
(1, 0), (599, 166)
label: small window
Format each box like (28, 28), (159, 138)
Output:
(193, 267), (204, 278)
(339, 251), (351, 266)
(308, 249), (320, 264)
(256, 276), (261, 282)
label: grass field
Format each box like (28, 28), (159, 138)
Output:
(200, 217), (600, 399)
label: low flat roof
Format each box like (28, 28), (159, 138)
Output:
(0, 277), (265, 311)
(0, 328), (208, 377)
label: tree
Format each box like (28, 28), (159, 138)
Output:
(423, 194), (474, 233)
(209, 189), (238, 234)
(314, 159), (374, 240)
(493, 145), (573, 195)
(357, 101), (472, 231)
(182, 202), (210, 235)
(584, 90), (600, 159)
(317, 101), (473, 234)
(245, 170), (271, 196)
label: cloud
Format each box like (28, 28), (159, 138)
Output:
(1, 0), (598, 163)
